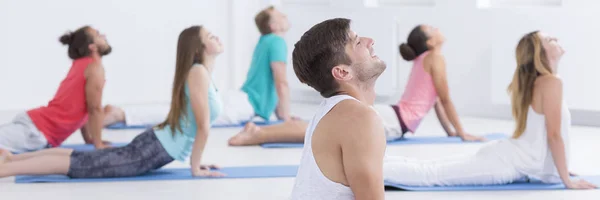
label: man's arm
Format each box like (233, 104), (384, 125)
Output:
(80, 123), (93, 144)
(340, 105), (386, 200)
(84, 62), (107, 149)
(271, 62), (290, 121)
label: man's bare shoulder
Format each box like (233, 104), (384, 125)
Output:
(326, 100), (383, 137)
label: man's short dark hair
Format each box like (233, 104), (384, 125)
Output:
(292, 18), (353, 98)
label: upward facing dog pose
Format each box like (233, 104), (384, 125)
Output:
(0, 25), (226, 179)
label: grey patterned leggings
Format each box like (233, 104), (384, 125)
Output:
(67, 129), (174, 178)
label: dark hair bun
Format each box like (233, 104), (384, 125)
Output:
(399, 43), (417, 61)
(59, 33), (72, 45)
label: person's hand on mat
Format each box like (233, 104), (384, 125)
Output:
(86, 140), (112, 145)
(94, 143), (112, 149)
(276, 110), (293, 122)
(566, 179), (598, 189)
(192, 168), (226, 177)
(200, 164), (221, 170)
(280, 116), (292, 122)
(459, 133), (486, 142)
(192, 164), (225, 177)
(569, 172), (579, 177)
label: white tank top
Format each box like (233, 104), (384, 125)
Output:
(290, 95), (357, 200)
(507, 102), (571, 183)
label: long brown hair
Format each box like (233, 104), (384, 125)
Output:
(507, 31), (553, 138)
(156, 26), (205, 134)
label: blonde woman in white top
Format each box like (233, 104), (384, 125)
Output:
(384, 31), (596, 190)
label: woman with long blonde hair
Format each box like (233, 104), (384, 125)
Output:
(382, 31), (596, 189)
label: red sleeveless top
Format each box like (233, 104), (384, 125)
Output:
(27, 57), (94, 147)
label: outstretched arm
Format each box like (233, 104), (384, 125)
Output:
(80, 124), (93, 144)
(269, 37), (291, 121)
(433, 98), (454, 136)
(271, 62), (291, 121)
(541, 76), (595, 189)
(84, 62), (108, 148)
(429, 54), (483, 141)
(188, 66), (223, 177)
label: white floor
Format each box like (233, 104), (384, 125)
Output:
(2, 103), (600, 200)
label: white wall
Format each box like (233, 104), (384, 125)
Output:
(489, 1), (600, 112)
(0, 0), (230, 110)
(271, 0), (496, 111)
(2, 0), (600, 125)
(269, 0), (600, 125)
(229, 0), (269, 90)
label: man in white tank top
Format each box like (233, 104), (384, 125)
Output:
(289, 18), (387, 200)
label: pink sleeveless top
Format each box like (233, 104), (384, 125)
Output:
(397, 51), (438, 133)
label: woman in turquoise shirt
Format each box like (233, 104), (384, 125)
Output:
(0, 25), (224, 178)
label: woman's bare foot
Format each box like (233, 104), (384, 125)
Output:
(0, 149), (13, 164)
(447, 131), (459, 137)
(228, 122), (263, 146)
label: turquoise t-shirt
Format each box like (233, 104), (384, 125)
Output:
(154, 66), (222, 161)
(241, 33), (287, 120)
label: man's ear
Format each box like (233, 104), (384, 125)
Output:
(332, 65), (353, 81)
(269, 21), (278, 33)
(88, 43), (98, 53)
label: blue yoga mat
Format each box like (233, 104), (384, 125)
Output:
(260, 133), (508, 148)
(105, 120), (284, 130)
(11, 143), (129, 155)
(58, 143), (128, 151)
(384, 175), (600, 191)
(15, 165), (299, 183)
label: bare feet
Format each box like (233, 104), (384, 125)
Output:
(103, 104), (126, 126)
(0, 149), (13, 164)
(228, 122), (263, 146)
(447, 131), (459, 137)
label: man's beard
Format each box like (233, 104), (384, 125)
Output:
(355, 60), (386, 82)
(99, 45), (112, 56)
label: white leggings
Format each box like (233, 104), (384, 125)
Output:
(384, 144), (525, 186)
(372, 104), (405, 141)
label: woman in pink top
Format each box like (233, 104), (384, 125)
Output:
(377, 24), (483, 142)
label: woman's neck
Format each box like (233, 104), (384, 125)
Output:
(202, 56), (216, 73)
(549, 60), (559, 74)
(429, 45), (442, 53)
